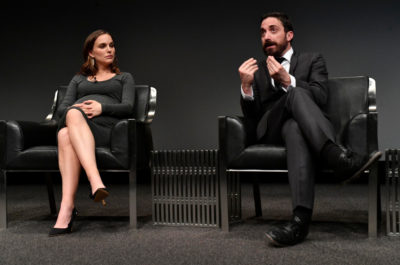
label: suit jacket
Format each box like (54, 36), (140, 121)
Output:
(240, 51), (328, 140)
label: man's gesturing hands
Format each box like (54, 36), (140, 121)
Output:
(238, 58), (258, 96)
(266, 56), (291, 88)
(239, 56), (292, 95)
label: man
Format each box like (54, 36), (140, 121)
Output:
(238, 12), (381, 247)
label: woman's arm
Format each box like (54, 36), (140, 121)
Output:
(101, 72), (136, 117)
(55, 75), (80, 118)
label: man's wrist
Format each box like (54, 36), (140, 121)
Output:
(281, 74), (291, 87)
(242, 83), (252, 94)
(241, 84), (254, 100)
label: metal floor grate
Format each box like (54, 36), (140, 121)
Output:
(151, 150), (219, 227)
(385, 149), (400, 236)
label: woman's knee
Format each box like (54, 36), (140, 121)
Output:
(66, 108), (85, 125)
(58, 128), (71, 146)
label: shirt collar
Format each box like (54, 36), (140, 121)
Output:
(281, 47), (294, 63)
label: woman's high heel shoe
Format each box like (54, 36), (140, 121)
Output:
(49, 208), (78, 237)
(89, 188), (109, 206)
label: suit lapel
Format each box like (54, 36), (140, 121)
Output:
(289, 50), (298, 75)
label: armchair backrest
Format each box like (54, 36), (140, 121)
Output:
(324, 76), (375, 155)
(51, 84), (156, 123)
(134, 85), (157, 123)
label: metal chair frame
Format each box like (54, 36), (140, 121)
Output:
(0, 85), (157, 229)
(218, 77), (381, 237)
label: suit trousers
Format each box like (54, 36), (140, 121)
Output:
(259, 87), (335, 209)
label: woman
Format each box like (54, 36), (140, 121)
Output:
(49, 29), (135, 236)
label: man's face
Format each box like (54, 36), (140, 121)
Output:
(260, 17), (293, 57)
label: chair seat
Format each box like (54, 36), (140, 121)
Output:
(229, 144), (287, 169)
(228, 144), (335, 172)
(6, 146), (128, 170)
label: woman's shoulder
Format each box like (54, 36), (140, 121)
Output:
(71, 74), (86, 83)
(117, 72), (133, 79)
(115, 72), (134, 83)
(66, 74), (86, 87)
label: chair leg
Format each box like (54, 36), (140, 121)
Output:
(252, 174), (262, 217)
(219, 165), (230, 231)
(368, 164), (379, 237)
(129, 169), (137, 229)
(45, 172), (57, 215)
(378, 177), (382, 225)
(0, 170), (7, 229)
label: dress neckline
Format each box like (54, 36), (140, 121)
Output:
(86, 73), (118, 83)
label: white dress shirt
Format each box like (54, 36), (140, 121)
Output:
(241, 48), (296, 100)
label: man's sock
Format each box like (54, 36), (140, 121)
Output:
(293, 206), (312, 225)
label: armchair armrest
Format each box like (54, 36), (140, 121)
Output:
(45, 89), (59, 121)
(110, 119), (137, 169)
(134, 85), (157, 124)
(145, 86), (157, 124)
(218, 116), (248, 165)
(367, 78), (379, 153)
(344, 113), (368, 156)
(0, 120), (22, 168)
(0, 120), (58, 168)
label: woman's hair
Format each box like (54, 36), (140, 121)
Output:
(79, 29), (120, 76)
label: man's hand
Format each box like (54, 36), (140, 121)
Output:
(73, 100), (102, 119)
(239, 58), (258, 95)
(266, 56), (291, 88)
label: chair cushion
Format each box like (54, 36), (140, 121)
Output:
(6, 146), (128, 170)
(229, 144), (287, 169)
(6, 146), (59, 170)
(96, 147), (129, 170)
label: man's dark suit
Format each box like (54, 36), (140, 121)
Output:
(240, 51), (335, 209)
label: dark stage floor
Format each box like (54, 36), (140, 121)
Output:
(1, 182), (400, 265)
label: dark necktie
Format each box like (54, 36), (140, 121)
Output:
(274, 56), (285, 64)
(257, 56), (286, 139)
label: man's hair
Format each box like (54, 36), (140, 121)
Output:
(260, 12), (294, 33)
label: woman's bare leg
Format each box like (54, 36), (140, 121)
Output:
(65, 109), (105, 194)
(54, 127), (81, 228)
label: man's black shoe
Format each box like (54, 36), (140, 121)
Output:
(264, 216), (309, 247)
(335, 149), (382, 184)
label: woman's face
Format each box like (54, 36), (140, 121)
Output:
(89, 33), (115, 67)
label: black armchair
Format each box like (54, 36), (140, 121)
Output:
(0, 84), (157, 229)
(218, 76), (380, 237)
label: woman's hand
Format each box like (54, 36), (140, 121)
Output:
(73, 100), (102, 119)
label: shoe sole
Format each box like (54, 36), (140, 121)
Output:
(48, 230), (72, 237)
(93, 189), (109, 202)
(342, 151), (382, 184)
(264, 232), (287, 247)
(49, 208), (77, 237)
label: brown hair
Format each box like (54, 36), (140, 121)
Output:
(79, 29), (120, 76)
(260, 12), (294, 33)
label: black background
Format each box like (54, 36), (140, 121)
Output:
(1, 0), (399, 155)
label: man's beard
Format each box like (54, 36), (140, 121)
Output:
(262, 40), (289, 57)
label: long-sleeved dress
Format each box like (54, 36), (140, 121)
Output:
(56, 72), (135, 147)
